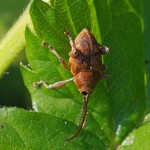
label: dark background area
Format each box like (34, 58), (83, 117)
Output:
(0, 0), (32, 109)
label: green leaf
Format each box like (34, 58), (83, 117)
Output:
(144, 0), (150, 107)
(93, 0), (112, 39)
(24, 0), (146, 147)
(1, 0), (145, 149)
(0, 107), (98, 149)
(119, 117), (150, 150)
(104, 0), (146, 144)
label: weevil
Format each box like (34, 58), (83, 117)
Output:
(33, 29), (109, 141)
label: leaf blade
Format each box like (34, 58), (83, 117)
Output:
(21, 0), (147, 149)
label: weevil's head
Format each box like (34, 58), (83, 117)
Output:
(74, 71), (99, 96)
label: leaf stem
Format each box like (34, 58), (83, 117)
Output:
(0, 1), (33, 77)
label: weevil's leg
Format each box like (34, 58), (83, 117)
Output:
(101, 64), (108, 71)
(33, 77), (74, 89)
(99, 45), (110, 55)
(64, 31), (77, 54)
(100, 74), (111, 79)
(41, 41), (69, 70)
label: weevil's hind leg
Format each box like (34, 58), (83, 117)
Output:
(64, 31), (77, 53)
(100, 74), (111, 79)
(101, 64), (108, 71)
(66, 94), (89, 141)
(33, 77), (74, 89)
(41, 41), (69, 70)
(100, 65), (110, 79)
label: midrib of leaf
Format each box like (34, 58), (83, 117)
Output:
(64, 0), (77, 35)
(31, 0), (63, 40)
(86, 0), (101, 41)
(21, 0), (144, 148)
(29, 0), (115, 144)
(33, 0), (54, 37)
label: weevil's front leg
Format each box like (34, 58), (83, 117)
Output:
(64, 31), (77, 54)
(33, 77), (74, 89)
(42, 41), (69, 70)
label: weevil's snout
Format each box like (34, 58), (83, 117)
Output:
(100, 45), (110, 54)
(81, 91), (88, 96)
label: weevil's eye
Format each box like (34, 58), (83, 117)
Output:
(100, 45), (110, 54)
(74, 51), (78, 56)
(69, 51), (79, 58)
(74, 50), (82, 57)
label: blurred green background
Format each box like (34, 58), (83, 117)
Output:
(0, 0), (32, 108)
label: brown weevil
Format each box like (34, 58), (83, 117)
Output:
(33, 28), (109, 141)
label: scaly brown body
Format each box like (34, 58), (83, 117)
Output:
(33, 28), (109, 141)
(69, 29), (107, 95)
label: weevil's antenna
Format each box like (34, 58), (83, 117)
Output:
(66, 94), (89, 141)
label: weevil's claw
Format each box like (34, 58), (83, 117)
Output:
(33, 82), (38, 87)
(41, 41), (48, 46)
(41, 41), (54, 50)
(64, 31), (70, 36)
(101, 64), (108, 71)
(100, 74), (111, 79)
